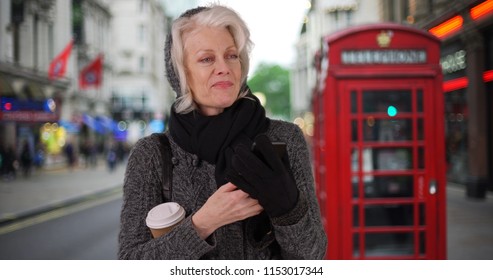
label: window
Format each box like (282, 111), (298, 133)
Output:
(72, 0), (84, 45)
(138, 24), (146, 42)
(334, 10), (339, 29)
(139, 56), (146, 73)
(345, 10), (353, 25)
(388, 0), (395, 22)
(48, 24), (54, 59)
(427, 0), (435, 14)
(139, 0), (147, 13)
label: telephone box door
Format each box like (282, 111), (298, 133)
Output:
(338, 78), (444, 259)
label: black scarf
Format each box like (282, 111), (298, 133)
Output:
(169, 91), (270, 186)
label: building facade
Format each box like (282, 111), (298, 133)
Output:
(296, 0), (493, 194)
(291, 0), (381, 132)
(411, 0), (493, 194)
(1, 0), (173, 171)
(109, 0), (172, 144)
(0, 0), (72, 166)
(64, 0), (113, 162)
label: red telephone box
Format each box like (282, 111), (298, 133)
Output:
(312, 23), (446, 259)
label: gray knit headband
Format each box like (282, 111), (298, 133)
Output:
(165, 6), (209, 97)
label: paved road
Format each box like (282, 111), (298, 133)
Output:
(0, 191), (122, 260)
(0, 162), (125, 223)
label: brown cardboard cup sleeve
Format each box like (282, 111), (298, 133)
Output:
(145, 202), (185, 238)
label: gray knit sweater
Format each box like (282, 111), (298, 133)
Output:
(118, 119), (327, 259)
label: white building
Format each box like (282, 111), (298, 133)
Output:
(68, 0), (113, 150)
(291, 0), (381, 122)
(110, 0), (172, 144)
(0, 0), (72, 158)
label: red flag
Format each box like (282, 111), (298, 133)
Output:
(48, 39), (73, 80)
(79, 54), (103, 89)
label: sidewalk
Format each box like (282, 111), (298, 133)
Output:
(0, 162), (125, 224)
(0, 163), (492, 259)
(446, 183), (493, 259)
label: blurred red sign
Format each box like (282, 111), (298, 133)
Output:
(0, 111), (59, 122)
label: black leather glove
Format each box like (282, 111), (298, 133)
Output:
(227, 134), (299, 217)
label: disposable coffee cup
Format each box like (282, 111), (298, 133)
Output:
(146, 202), (185, 238)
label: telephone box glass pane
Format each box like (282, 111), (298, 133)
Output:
(418, 147), (425, 169)
(365, 233), (414, 256)
(352, 120), (358, 142)
(353, 205), (359, 226)
(352, 176), (359, 198)
(362, 90), (412, 114)
(351, 149), (374, 188)
(363, 119), (413, 142)
(417, 118), (424, 140)
(351, 90), (357, 113)
(419, 203), (425, 225)
(373, 148), (413, 170)
(364, 176), (414, 198)
(353, 233), (360, 257)
(417, 89), (423, 112)
(420, 232), (426, 255)
(365, 204), (414, 226)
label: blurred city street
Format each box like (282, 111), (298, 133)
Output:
(0, 161), (124, 260)
(0, 162), (491, 260)
(0, 160), (124, 224)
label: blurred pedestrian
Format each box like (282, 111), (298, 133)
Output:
(0, 144), (5, 178)
(64, 141), (76, 170)
(119, 4), (327, 260)
(80, 140), (90, 168)
(33, 143), (45, 169)
(2, 145), (17, 181)
(107, 144), (117, 172)
(87, 140), (98, 168)
(19, 140), (32, 178)
(116, 142), (126, 164)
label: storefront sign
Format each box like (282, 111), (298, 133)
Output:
(1, 97), (56, 112)
(0, 111), (59, 122)
(341, 49), (427, 65)
(440, 49), (466, 74)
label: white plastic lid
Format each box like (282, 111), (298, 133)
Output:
(145, 202), (185, 229)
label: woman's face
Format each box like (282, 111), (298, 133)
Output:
(183, 26), (242, 116)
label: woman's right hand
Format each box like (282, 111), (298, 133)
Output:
(191, 183), (263, 240)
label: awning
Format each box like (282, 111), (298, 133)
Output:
(96, 115), (117, 132)
(0, 75), (15, 95)
(59, 120), (80, 134)
(0, 76), (46, 99)
(82, 114), (101, 133)
(82, 114), (117, 134)
(24, 82), (45, 99)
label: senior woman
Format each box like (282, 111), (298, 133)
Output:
(118, 4), (327, 260)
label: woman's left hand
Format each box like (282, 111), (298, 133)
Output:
(191, 182), (263, 240)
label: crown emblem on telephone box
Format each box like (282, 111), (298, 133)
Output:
(377, 31), (393, 48)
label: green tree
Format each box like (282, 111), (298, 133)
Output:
(247, 63), (291, 120)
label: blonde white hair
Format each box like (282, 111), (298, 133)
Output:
(167, 5), (253, 114)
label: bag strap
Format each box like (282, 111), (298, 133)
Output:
(154, 133), (173, 201)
